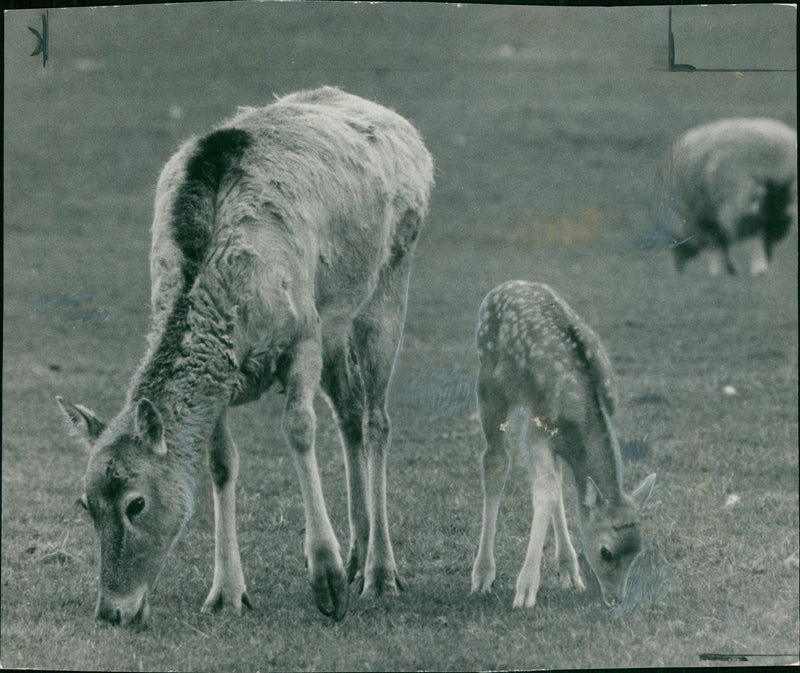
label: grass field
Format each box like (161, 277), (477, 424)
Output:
(3, 3), (798, 670)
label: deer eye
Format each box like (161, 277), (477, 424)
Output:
(600, 546), (614, 562)
(125, 496), (146, 521)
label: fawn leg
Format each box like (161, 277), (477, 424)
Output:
(514, 440), (559, 608)
(471, 374), (511, 594)
(550, 456), (584, 591)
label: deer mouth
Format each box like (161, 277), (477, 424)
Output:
(95, 586), (150, 626)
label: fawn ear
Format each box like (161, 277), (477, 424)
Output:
(134, 398), (167, 455)
(56, 396), (106, 442)
(631, 473), (656, 507)
(584, 476), (608, 509)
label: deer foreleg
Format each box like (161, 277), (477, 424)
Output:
(320, 350), (369, 590)
(514, 443), (558, 608)
(202, 411), (251, 614)
(551, 456), (584, 591)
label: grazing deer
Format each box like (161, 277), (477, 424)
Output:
(470, 281), (655, 608)
(57, 86), (434, 625)
(655, 118), (797, 276)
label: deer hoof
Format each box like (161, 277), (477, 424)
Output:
(361, 567), (403, 598)
(312, 567), (349, 621)
(201, 587), (252, 615)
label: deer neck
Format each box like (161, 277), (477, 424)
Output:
(127, 292), (238, 456)
(572, 401), (626, 508)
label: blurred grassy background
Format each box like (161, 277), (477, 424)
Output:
(3, 3), (797, 670)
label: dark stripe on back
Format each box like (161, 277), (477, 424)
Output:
(565, 322), (590, 377)
(565, 321), (610, 422)
(171, 128), (253, 287)
(134, 130), (251, 404)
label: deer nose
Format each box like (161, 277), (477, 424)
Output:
(94, 588), (149, 625)
(95, 600), (124, 625)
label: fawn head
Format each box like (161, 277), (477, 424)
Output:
(580, 472), (656, 606)
(58, 396), (192, 625)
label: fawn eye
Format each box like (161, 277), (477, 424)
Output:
(601, 546), (614, 562)
(126, 496), (146, 521)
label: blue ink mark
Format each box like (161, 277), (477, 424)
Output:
(66, 308), (108, 324)
(725, 603), (749, 637)
(441, 342), (475, 353)
(416, 512), (461, 555)
(615, 541), (671, 612)
(622, 438), (649, 462)
(390, 365), (477, 416)
(33, 292), (91, 312)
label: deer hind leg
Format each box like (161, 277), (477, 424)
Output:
(742, 234), (769, 276)
(672, 238), (700, 273)
(202, 410), (252, 614)
(760, 180), (795, 272)
(704, 236), (736, 276)
(350, 223), (422, 598)
(551, 456), (584, 591)
(711, 202), (749, 276)
(471, 374), (512, 594)
(283, 329), (348, 620)
(320, 341), (369, 591)
(514, 437), (559, 609)
(350, 305), (404, 598)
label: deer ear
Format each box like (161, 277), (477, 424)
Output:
(56, 396), (106, 442)
(134, 398), (167, 455)
(631, 473), (656, 507)
(584, 476), (608, 509)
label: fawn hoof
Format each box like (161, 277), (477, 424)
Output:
(201, 587), (252, 615)
(512, 590), (537, 609)
(471, 562), (496, 594)
(361, 567), (403, 599)
(471, 581), (494, 595)
(513, 573), (540, 609)
(557, 562), (585, 591)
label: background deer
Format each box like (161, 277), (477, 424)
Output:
(57, 86), (434, 625)
(655, 117), (797, 276)
(470, 280), (655, 608)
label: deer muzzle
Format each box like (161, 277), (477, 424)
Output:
(95, 586), (150, 626)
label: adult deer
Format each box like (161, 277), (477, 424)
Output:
(58, 87), (434, 625)
(655, 118), (796, 276)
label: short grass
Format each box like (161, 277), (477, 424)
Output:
(3, 3), (798, 670)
